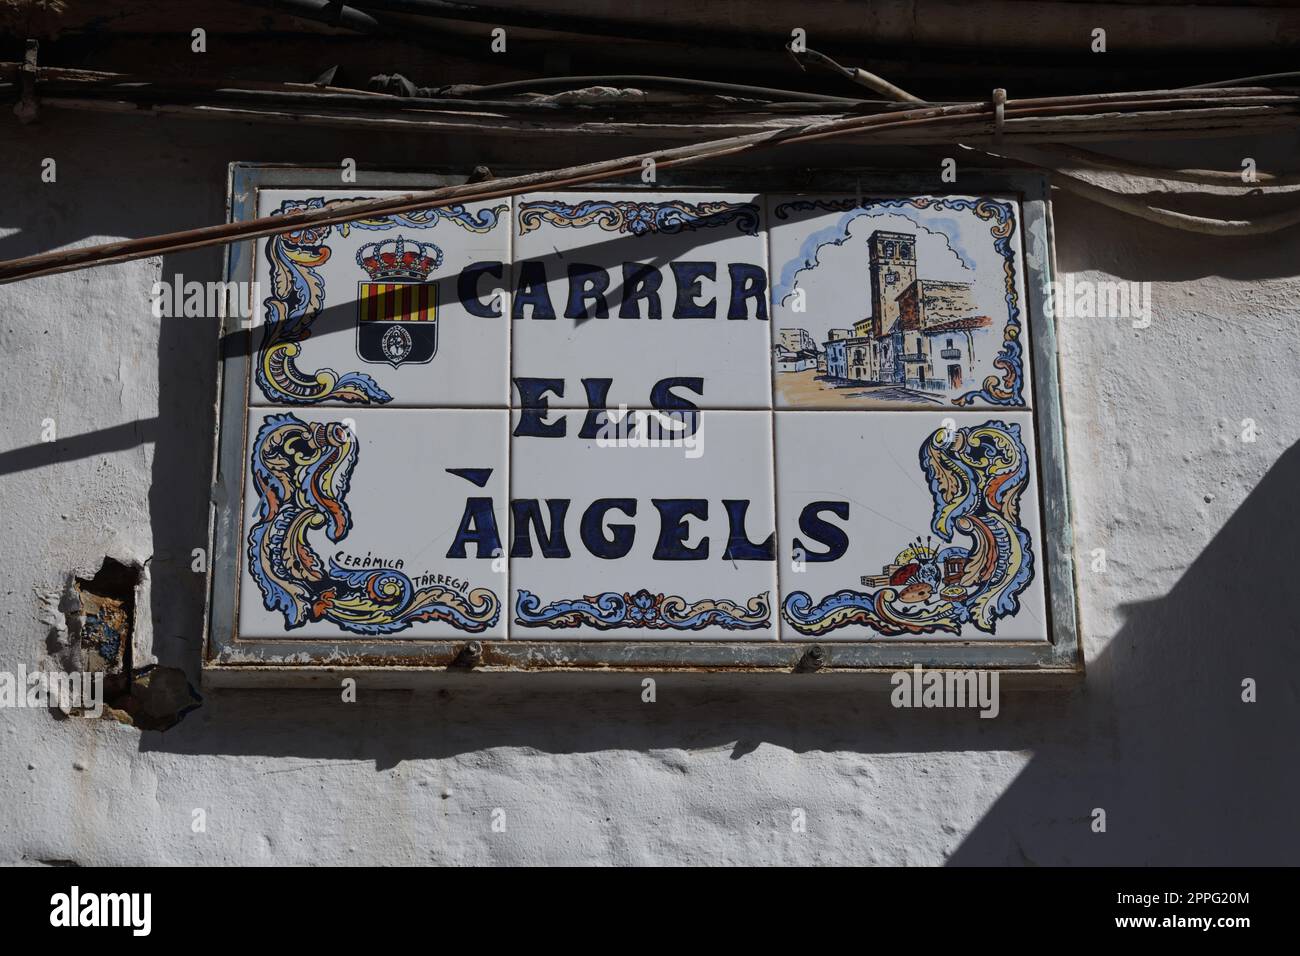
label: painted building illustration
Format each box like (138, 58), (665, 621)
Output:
(820, 229), (993, 392)
(824, 328), (854, 378)
(775, 327), (820, 372)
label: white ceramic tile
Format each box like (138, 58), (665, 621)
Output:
(767, 194), (1034, 411)
(510, 191), (771, 410)
(510, 408), (777, 638)
(249, 189), (510, 409)
(239, 407), (508, 640)
(775, 410), (1048, 641)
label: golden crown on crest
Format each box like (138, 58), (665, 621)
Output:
(355, 236), (443, 281)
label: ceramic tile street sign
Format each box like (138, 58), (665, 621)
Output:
(207, 167), (1078, 676)
(250, 189), (511, 409)
(239, 407), (508, 640)
(768, 195), (1033, 410)
(775, 410), (1047, 641)
(511, 408), (777, 639)
(511, 191), (771, 410)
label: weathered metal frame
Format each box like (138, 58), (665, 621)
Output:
(203, 163), (1081, 685)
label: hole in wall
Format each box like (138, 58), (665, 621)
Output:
(74, 557), (137, 675)
(49, 556), (202, 731)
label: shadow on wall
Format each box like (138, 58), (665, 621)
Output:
(131, 434), (1300, 864)
(2, 134), (1298, 862)
(154, 185), (1297, 864)
(949, 436), (1300, 865)
(5, 231), (1298, 864)
(149, 248), (224, 676)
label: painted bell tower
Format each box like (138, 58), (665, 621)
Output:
(867, 230), (917, 336)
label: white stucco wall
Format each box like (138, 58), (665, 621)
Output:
(1, 113), (1296, 865)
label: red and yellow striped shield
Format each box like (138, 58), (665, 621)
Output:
(356, 281), (439, 367)
(358, 282), (437, 324)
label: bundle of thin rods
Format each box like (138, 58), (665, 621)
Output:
(1, 70), (1298, 284)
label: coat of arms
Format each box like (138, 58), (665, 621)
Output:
(355, 236), (442, 367)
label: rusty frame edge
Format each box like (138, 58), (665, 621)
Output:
(201, 662), (1083, 692)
